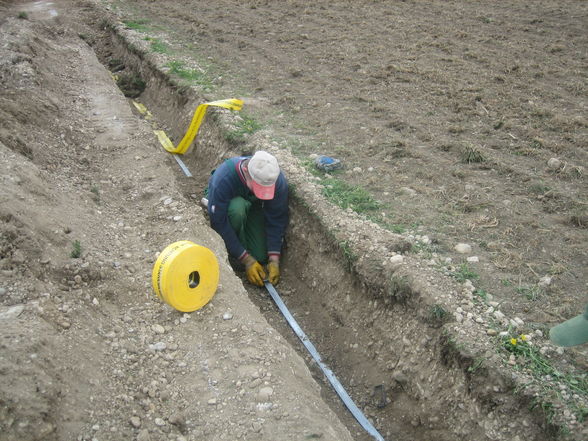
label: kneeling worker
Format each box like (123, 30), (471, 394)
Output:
(206, 151), (288, 286)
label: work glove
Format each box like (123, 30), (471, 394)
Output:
(241, 254), (266, 287)
(267, 258), (280, 285)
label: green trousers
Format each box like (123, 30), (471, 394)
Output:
(228, 196), (268, 264)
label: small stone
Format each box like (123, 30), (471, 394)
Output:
(454, 312), (464, 323)
(163, 198), (173, 205)
(130, 417), (141, 428)
(538, 276), (552, 287)
(223, 312), (233, 320)
(389, 255), (404, 265)
(400, 187), (417, 196)
(92, 298), (99, 306)
(487, 329), (498, 336)
(152, 324), (165, 334)
(207, 398), (217, 405)
(352, 167), (362, 173)
(454, 243), (472, 254)
(137, 429), (151, 441)
(257, 386), (274, 402)
(493, 310), (505, 321)
(391, 371), (408, 384)
(547, 158), (562, 170)
(150, 342), (167, 351)
(154, 418), (165, 427)
(466, 256), (479, 263)
(173, 216), (182, 222)
(74, 275), (83, 284)
(58, 320), (71, 329)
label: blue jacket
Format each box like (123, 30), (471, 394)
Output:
(207, 157), (288, 260)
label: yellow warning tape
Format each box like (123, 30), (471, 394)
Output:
(152, 241), (220, 312)
(158, 98), (243, 155)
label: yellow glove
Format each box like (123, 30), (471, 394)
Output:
(268, 258), (280, 285)
(241, 255), (266, 287)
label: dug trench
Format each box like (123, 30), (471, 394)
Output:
(87, 13), (566, 441)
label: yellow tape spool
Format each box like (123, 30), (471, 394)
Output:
(152, 241), (219, 312)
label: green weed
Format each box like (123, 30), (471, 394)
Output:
(503, 335), (587, 397)
(387, 275), (414, 303)
(17, 11), (28, 19)
(70, 240), (82, 259)
(451, 263), (480, 283)
(322, 178), (380, 214)
(148, 38), (169, 54)
(338, 240), (357, 268)
(529, 182), (551, 195)
(224, 114), (262, 144)
(122, 19), (150, 32)
(429, 304), (449, 327)
(516, 284), (542, 301)
(461, 145), (486, 164)
(90, 185), (101, 204)
(467, 357), (486, 373)
(165, 60), (213, 90)
(473, 288), (488, 303)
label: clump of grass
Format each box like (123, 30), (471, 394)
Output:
(17, 11), (28, 19)
(516, 284), (542, 301)
(461, 145), (486, 164)
(473, 288), (488, 303)
(165, 60), (213, 90)
(224, 114), (262, 144)
(122, 19), (150, 32)
(90, 185), (100, 204)
(569, 208), (587, 228)
(70, 240), (82, 259)
(503, 334), (587, 397)
(451, 263), (480, 283)
(429, 304), (449, 327)
(529, 182), (551, 195)
(322, 178), (381, 214)
(147, 38), (168, 54)
(387, 275), (414, 303)
(338, 240), (357, 269)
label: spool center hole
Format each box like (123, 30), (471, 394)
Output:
(188, 271), (200, 288)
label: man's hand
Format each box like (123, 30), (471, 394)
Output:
(267, 256), (280, 285)
(241, 254), (266, 287)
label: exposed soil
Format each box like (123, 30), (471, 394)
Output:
(1, 1), (587, 441)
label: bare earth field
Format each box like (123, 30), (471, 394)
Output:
(0, 1), (586, 441)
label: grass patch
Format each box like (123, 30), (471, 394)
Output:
(473, 288), (489, 303)
(338, 240), (357, 269)
(322, 178), (381, 214)
(451, 263), (480, 283)
(503, 334), (587, 397)
(429, 304), (450, 327)
(461, 145), (486, 164)
(17, 11), (28, 19)
(122, 19), (150, 32)
(165, 60), (213, 90)
(224, 114), (262, 144)
(529, 182), (551, 195)
(147, 38), (169, 54)
(516, 284), (542, 301)
(70, 240), (82, 259)
(387, 275), (414, 303)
